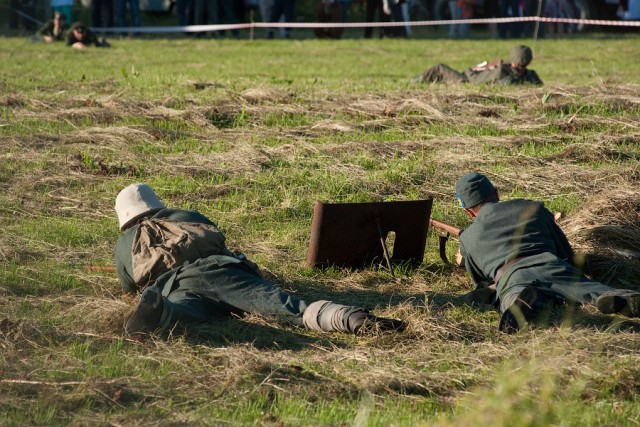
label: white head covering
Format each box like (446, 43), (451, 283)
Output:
(115, 183), (165, 230)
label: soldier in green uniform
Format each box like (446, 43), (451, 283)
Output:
(66, 22), (111, 48)
(454, 172), (640, 332)
(115, 184), (405, 337)
(35, 12), (68, 42)
(413, 45), (543, 86)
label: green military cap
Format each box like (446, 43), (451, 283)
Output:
(455, 172), (496, 208)
(510, 45), (533, 67)
(70, 21), (87, 33)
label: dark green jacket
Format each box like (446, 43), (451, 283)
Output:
(66, 27), (100, 46)
(115, 208), (218, 294)
(37, 20), (68, 41)
(459, 199), (573, 288)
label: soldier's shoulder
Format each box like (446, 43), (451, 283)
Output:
(153, 208), (215, 225)
(498, 198), (544, 210)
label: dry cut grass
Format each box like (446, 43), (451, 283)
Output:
(2, 77), (640, 425)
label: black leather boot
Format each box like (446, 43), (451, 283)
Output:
(125, 286), (164, 336)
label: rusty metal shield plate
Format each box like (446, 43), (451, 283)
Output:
(306, 199), (433, 269)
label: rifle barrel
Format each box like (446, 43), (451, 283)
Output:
(429, 218), (462, 237)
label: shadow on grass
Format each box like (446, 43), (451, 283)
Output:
(538, 304), (640, 333)
(163, 316), (349, 351)
(155, 292), (640, 351)
(282, 273), (468, 312)
(115, 252), (640, 348)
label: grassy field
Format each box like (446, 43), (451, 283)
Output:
(1, 35), (640, 426)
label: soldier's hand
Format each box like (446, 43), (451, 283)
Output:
(455, 249), (465, 268)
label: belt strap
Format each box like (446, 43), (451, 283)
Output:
(494, 256), (529, 285)
(160, 271), (178, 298)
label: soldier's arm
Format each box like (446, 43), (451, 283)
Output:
(460, 241), (492, 288)
(115, 232), (138, 294)
(527, 70), (543, 86)
(471, 58), (503, 72)
(545, 208), (574, 263)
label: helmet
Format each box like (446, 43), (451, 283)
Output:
(510, 45), (533, 67)
(115, 183), (165, 230)
(70, 21), (87, 33)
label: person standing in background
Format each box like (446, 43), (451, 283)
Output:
(116, 0), (142, 33)
(386, 0), (407, 37)
(457, 0), (475, 37)
(543, 0), (568, 37)
(364, 0), (391, 38)
(484, 0), (499, 37)
(193, 0), (216, 36)
(92, 0), (115, 29)
(217, 0), (240, 38)
(618, 0), (640, 19)
(176, 0), (195, 26)
(10, 0), (37, 32)
(51, 0), (73, 22)
(267, 0), (295, 38)
(448, 0), (461, 37)
(315, 0), (344, 39)
(260, 0), (280, 37)
(498, 0), (522, 38)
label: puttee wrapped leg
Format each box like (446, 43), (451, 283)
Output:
(302, 300), (406, 334)
(302, 300), (360, 333)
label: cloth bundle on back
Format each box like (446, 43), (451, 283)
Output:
(131, 218), (232, 291)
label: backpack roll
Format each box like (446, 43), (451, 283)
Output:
(132, 218), (233, 290)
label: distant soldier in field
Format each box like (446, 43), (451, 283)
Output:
(66, 22), (111, 49)
(34, 12), (68, 42)
(453, 172), (640, 333)
(314, 0), (343, 39)
(413, 45), (543, 86)
(114, 184), (406, 337)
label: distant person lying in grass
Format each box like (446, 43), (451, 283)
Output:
(66, 22), (111, 49)
(453, 172), (640, 333)
(412, 45), (543, 86)
(34, 12), (68, 43)
(114, 184), (406, 337)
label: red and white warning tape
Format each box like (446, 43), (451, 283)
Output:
(93, 16), (640, 33)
